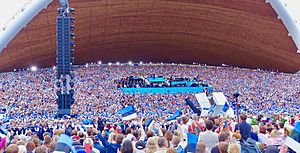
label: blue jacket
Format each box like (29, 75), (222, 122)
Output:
(94, 142), (106, 153)
(97, 134), (121, 153)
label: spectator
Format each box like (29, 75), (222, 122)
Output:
(32, 138), (41, 148)
(18, 145), (26, 153)
(166, 148), (177, 153)
(25, 141), (36, 153)
(265, 130), (283, 146)
(258, 126), (268, 144)
(92, 137), (105, 153)
(211, 132), (230, 153)
(250, 125), (259, 141)
(164, 131), (173, 147)
(6, 144), (19, 153)
(83, 138), (99, 153)
(43, 135), (51, 149)
(155, 137), (168, 153)
(171, 136), (183, 152)
(196, 142), (207, 153)
(218, 142), (229, 153)
(145, 137), (157, 153)
(34, 146), (48, 153)
(231, 131), (242, 144)
(199, 120), (218, 152)
(97, 133), (123, 153)
(234, 114), (252, 141)
(228, 143), (241, 153)
(120, 140), (133, 153)
(49, 142), (57, 153)
(135, 140), (146, 153)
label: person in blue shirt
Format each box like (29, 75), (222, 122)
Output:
(97, 133), (123, 153)
(93, 136), (105, 153)
(234, 114), (252, 141)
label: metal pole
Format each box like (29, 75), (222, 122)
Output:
(236, 96), (239, 124)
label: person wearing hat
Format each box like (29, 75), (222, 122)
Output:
(53, 134), (77, 153)
(135, 140), (146, 153)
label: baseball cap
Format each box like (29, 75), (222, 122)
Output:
(135, 140), (146, 150)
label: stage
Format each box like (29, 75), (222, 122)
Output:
(119, 86), (213, 94)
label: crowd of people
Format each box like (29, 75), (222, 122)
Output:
(0, 63), (299, 153)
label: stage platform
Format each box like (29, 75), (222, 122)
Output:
(120, 86), (213, 94)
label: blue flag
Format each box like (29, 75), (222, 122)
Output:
(222, 102), (229, 112)
(166, 110), (182, 121)
(117, 106), (137, 121)
(187, 133), (198, 144)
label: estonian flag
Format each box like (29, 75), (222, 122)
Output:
(146, 118), (155, 130)
(117, 106), (138, 121)
(83, 119), (93, 128)
(166, 110), (182, 121)
(0, 126), (8, 135)
(285, 121), (300, 152)
(185, 98), (201, 115)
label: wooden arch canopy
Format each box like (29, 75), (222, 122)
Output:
(0, 0), (299, 73)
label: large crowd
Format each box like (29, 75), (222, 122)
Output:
(0, 63), (299, 153)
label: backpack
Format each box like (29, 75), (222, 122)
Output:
(240, 138), (261, 153)
(261, 145), (280, 153)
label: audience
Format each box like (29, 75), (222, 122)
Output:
(0, 63), (299, 153)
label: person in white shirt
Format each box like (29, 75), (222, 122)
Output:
(198, 120), (218, 152)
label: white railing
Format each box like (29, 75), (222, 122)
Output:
(266, 0), (300, 53)
(0, 0), (53, 52)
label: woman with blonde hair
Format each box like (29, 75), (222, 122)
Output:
(228, 143), (241, 153)
(231, 131), (242, 144)
(265, 129), (283, 146)
(145, 137), (158, 153)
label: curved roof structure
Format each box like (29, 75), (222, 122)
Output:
(0, 0), (299, 73)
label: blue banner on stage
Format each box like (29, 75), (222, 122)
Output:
(120, 86), (212, 94)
